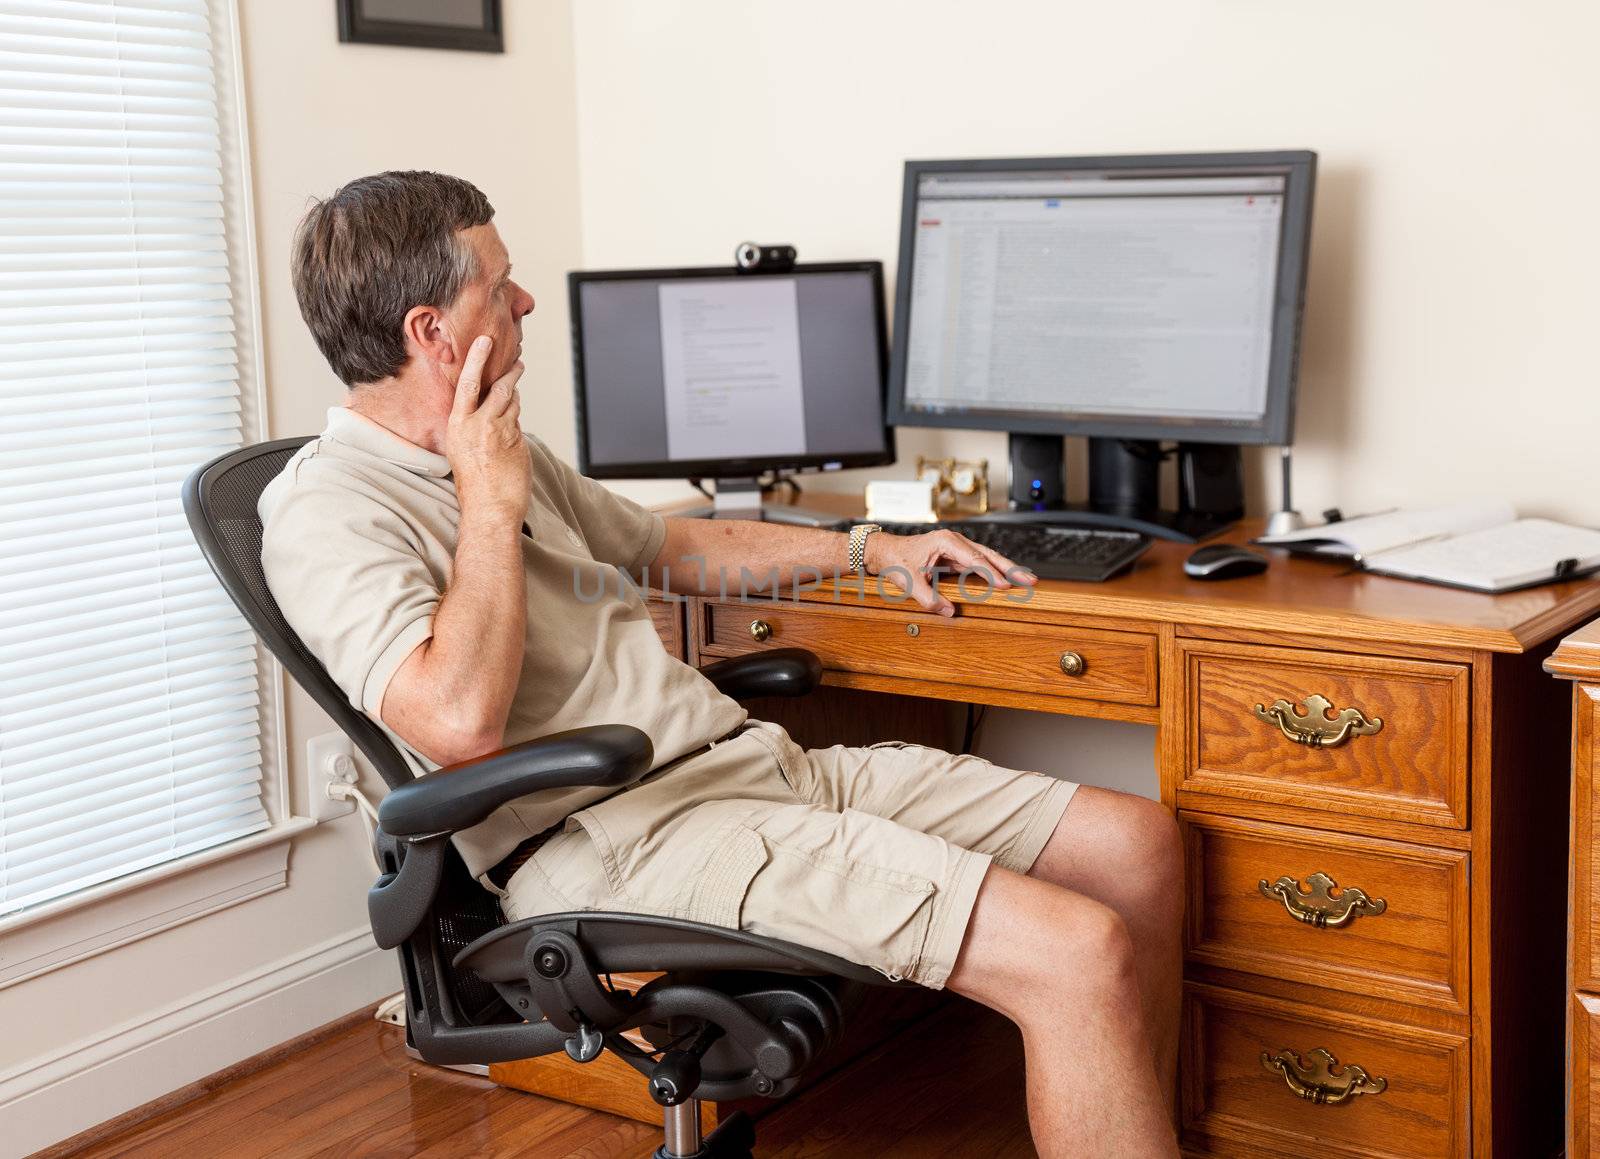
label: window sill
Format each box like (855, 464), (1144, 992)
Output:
(0, 816), (317, 990)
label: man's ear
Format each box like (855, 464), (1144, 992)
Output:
(401, 304), (458, 369)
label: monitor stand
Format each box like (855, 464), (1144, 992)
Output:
(980, 435), (1243, 543)
(673, 477), (845, 528)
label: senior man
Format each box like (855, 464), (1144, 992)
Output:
(260, 170), (1182, 1156)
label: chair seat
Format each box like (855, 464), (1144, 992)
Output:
(456, 910), (895, 987)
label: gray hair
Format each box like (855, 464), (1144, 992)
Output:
(291, 171), (495, 386)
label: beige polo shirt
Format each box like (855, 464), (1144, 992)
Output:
(258, 407), (746, 877)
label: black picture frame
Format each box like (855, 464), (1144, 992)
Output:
(337, 0), (503, 53)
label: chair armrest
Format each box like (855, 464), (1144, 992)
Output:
(700, 648), (822, 702)
(377, 724), (654, 838)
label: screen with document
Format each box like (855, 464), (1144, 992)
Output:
(887, 153), (1315, 445)
(570, 263), (891, 479)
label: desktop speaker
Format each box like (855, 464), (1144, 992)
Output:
(1177, 442), (1245, 521)
(1007, 434), (1064, 508)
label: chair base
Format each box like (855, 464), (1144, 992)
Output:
(653, 1106), (755, 1159)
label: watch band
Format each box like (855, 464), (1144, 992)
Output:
(849, 523), (882, 575)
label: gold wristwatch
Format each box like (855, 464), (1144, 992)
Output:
(848, 523), (882, 575)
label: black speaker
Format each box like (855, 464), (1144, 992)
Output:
(1087, 438), (1162, 514)
(1007, 434), (1064, 508)
(1177, 443), (1245, 521)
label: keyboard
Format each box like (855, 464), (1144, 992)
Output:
(872, 521), (1154, 583)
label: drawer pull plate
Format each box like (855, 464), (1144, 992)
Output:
(1253, 694), (1383, 748)
(1258, 871), (1388, 929)
(749, 619), (772, 642)
(1261, 1047), (1388, 1105)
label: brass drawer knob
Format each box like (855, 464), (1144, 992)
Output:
(1253, 694), (1383, 748)
(1261, 1047), (1387, 1105)
(1058, 651), (1086, 677)
(906, 623), (920, 638)
(749, 619), (772, 642)
(1258, 871), (1387, 929)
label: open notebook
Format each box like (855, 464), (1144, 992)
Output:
(1255, 501), (1600, 593)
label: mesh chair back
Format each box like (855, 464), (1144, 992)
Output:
(182, 438), (414, 791)
(183, 439), (511, 1025)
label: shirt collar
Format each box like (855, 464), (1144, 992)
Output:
(322, 407), (453, 479)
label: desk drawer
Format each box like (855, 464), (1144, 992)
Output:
(1178, 639), (1470, 829)
(698, 601), (1156, 707)
(1183, 814), (1468, 1013)
(1182, 984), (1469, 1158)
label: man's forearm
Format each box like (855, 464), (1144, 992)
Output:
(651, 517), (849, 596)
(413, 506), (527, 753)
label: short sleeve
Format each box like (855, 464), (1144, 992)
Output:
(534, 440), (665, 572)
(259, 469), (440, 720)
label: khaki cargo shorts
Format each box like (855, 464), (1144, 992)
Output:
(496, 720), (1077, 989)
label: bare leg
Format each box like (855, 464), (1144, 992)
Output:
(946, 865), (1178, 1158)
(1025, 787), (1184, 1102)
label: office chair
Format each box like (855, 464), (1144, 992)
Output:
(183, 438), (896, 1159)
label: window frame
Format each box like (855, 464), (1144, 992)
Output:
(0, 0), (294, 980)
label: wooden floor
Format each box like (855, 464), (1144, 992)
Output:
(51, 1000), (1035, 1158)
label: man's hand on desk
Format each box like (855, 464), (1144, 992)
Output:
(865, 528), (1036, 618)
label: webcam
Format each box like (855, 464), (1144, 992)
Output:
(734, 241), (797, 273)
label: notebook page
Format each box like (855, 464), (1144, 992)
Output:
(1369, 518), (1600, 590)
(1258, 500), (1515, 558)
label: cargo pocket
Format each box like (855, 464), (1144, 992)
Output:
(715, 819), (939, 983)
(684, 823), (769, 929)
(565, 808), (628, 898)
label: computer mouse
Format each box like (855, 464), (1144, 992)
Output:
(1184, 543), (1269, 580)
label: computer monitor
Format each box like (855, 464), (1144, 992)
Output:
(569, 262), (893, 525)
(886, 151), (1316, 539)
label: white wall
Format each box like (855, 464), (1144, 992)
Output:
(571, 0), (1600, 523)
(0, 3), (584, 1153)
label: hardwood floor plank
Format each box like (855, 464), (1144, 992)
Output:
(43, 998), (1032, 1158)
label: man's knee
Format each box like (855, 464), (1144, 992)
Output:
(952, 870), (1134, 998)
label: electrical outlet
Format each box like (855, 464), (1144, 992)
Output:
(306, 732), (358, 823)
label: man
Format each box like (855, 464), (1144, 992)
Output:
(261, 170), (1182, 1156)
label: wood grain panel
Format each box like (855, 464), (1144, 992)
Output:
(699, 599), (1157, 707)
(1575, 992), (1600, 1159)
(1179, 639), (1470, 829)
(1577, 684), (1600, 994)
(1181, 983), (1469, 1158)
(646, 592), (686, 659)
(1182, 814), (1469, 1013)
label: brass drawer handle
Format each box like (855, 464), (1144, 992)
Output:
(749, 619), (772, 642)
(1059, 651), (1086, 677)
(1253, 694), (1383, 748)
(1258, 871), (1388, 929)
(1261, 1047), (1387, 1105)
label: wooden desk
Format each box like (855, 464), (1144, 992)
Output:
(1545, 620), (1600, 1157)
(671, 504), (1596, 1157)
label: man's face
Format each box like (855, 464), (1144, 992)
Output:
(443, 222), (535, 387)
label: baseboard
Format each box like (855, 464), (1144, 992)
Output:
(0, 926), (399, 1158)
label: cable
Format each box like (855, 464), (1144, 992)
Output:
(327, 780), (383, 870)
(961, 704), (989, 754)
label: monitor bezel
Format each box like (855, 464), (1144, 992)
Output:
(569, 261), (896, 480)
(884, 150), (1316, 447)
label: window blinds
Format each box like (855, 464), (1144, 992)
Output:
(0, 0), (268, 917)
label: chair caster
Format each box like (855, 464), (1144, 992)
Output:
(651, 1109), (755, 1159)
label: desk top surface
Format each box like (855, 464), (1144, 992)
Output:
(661, 496), (1600, 655)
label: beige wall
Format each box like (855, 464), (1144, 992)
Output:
(571, 0), (1600, 522)
(1, 3), (584, 1151)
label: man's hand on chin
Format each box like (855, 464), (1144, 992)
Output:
(445, 334), (530, 520)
